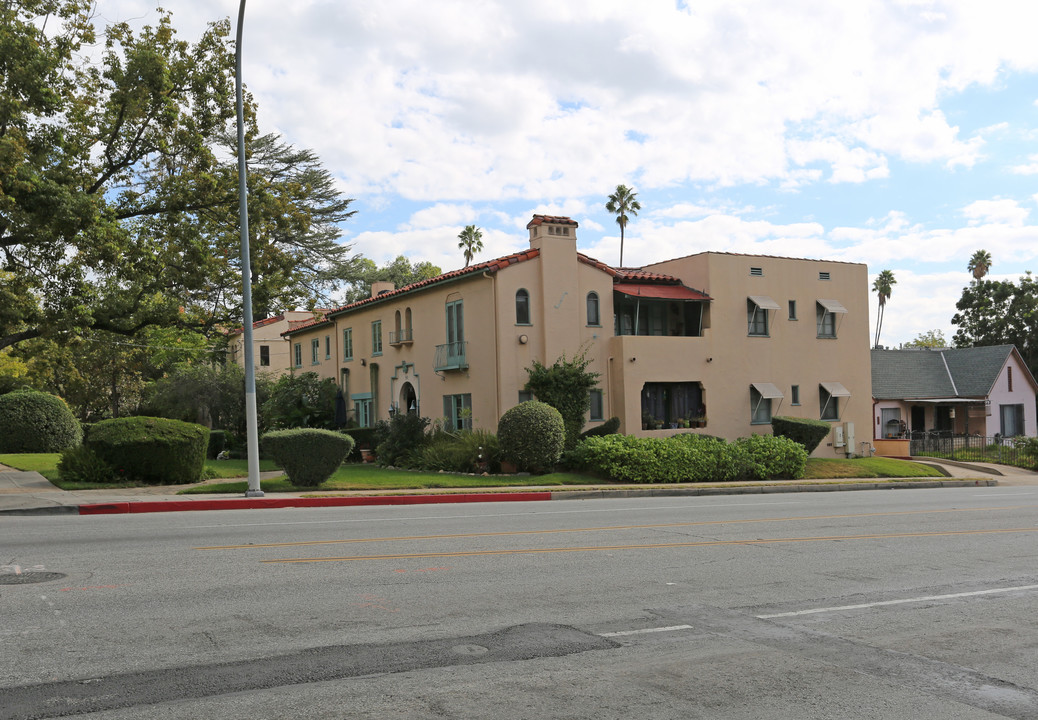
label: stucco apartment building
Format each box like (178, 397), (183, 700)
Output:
(283, 215), (872, 457)
(227, 310), (326, 378)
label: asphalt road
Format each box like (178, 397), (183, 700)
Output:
(3, 485), (1038, 719)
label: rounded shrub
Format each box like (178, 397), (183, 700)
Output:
(0, 389), (82, 453)
(86, 417), (210, 485)
(497, 401), (564, 472)
(732, 434), (808, 480)
(261, 428), (354, 487)
(57, 446), (114, 484)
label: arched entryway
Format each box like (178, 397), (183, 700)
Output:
(399, 381), (418, 415)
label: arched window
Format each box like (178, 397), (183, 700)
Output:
(515, 289), (530, 325)
(586, 292), (600, 326)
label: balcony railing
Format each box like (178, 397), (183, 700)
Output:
(388, 328), (413, 346)
(434, 341), (468, 371)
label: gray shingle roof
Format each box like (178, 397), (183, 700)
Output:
(871, 345), (1014, 400)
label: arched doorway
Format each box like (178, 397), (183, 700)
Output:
(399, 381), (418, 415)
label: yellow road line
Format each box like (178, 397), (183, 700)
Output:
(196, 505), (1038, 551)
(259, 527), (1038, 563)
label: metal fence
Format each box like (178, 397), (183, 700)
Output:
(909, 433), (1031, 467)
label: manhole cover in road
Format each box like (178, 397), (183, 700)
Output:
(0, 572), (67, 585)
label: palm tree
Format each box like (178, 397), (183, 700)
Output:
(457, 225), (484, 267)
(968, 249), (992, 280)
(605, 184), (641, 267)
(872, 269), (896, 348)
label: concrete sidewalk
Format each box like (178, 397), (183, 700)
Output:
(1, 458), (1034, 517)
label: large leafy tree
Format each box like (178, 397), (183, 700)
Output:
(2, 3), (361, 350)
(951, 272), (1038, 378)
(1, 3), (241, 350)
(341, 256), (442, 303)
(872, 269), (896, 348)
(605, 184), (641, 268)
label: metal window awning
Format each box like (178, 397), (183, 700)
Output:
(614, 283), (711, 301)
(817, 298), (848, 314)
(820, 381), (851, 397)
(751, 382), (785, 399)
(748, 295), (781, 310)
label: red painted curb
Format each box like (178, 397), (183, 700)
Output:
(77, 492), (553, 515)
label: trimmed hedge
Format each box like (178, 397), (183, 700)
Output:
(261, 428), (354, 487)
(86, 417), (209, 485)
(567, 433), (807, 483)
(580, 416), (621, 439)
(498, 401), (565, 472)
(0, 390), (82, 453)
(771, 416), (832, 454)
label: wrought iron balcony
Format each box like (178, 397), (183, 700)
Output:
(434, 341), (468, 371)
(388, 328), (413, 346)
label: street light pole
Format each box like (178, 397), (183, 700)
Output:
(235, 0), (263, 497)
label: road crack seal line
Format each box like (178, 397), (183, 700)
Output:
(0, 623), (617, 720)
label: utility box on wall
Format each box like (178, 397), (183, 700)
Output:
(844, 422), (855, 457)
(834, 425), (845, 448)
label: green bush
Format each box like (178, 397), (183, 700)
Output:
(87, 417), (209, 485)
(260, 372), (339, 431)
(732, 434), (808, 479)
(580, 416), (621, 439)
(207, 430), (226, 458)
(498, 401), (565, 472)
(413, 428), (500, 473)
(375, 413), (430, 466)
(345, 426), (379, 461)
(0, 390), (82, 453)
(771, 416), (832, 454)
(261, 428), (354, 487)
(57, 446), (114, 484)
(567, 432), (806, 483)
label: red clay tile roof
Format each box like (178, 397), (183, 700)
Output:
(527, 214), (579, 228)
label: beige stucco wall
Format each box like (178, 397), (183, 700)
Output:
(229, 311), (319, 379)
(640, 252), (873, 457)
(285, 231), (873, 458)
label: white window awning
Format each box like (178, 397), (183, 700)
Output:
(817, 298), (848, 314)
(820, 381), (851, 397)
(748, 295), (781, 311)
(751, 382), (785, 399)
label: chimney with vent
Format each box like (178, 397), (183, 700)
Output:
(370, 281), (395, 298)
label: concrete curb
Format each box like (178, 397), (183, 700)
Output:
(0, 479), (998, 516)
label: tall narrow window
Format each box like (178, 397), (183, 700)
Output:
(343, 328), (353, 361)
(293, 343), (302, 368)
(443, 394), (472, 430)
(515, 289), (531, 325)
(311, 338), (320, 364)
(589, 389), (604, 421)
(788, 300), (797, 320)
(372, 320), (383, 355)
(259, 345), (270, 367)
(586, 292), (600, 326)
(446, 299), (464, 346)
(1008, 366), (1014, 392)
(791, 385), (800, 405)
(325, 335), (331, 359)
(750, 386), (772, 424)
(820, 385), (839, 421)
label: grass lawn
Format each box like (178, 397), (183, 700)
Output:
(802, 456), (945, 479)
(0, 454), (279, 489)
(1, 452), (950, 493)
(180, 464), (599, 494)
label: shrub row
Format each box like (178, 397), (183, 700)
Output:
(566, 432), (807, 483)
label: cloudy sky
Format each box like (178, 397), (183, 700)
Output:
(102, 0), (1038, 347)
